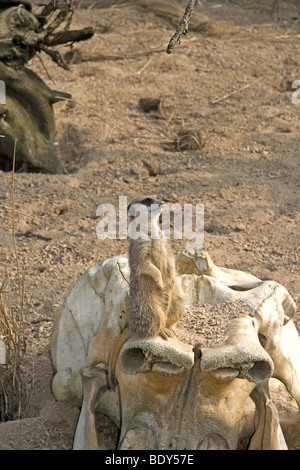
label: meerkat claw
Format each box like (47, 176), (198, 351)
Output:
(160, 328), (174, 340)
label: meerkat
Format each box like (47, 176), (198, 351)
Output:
(108, 195), (185, 390)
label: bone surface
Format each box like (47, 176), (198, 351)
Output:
(51, 250), (299, 450)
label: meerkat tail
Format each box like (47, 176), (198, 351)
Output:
(108, 328), (131, 391)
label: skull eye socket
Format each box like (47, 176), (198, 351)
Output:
(258, 333), (267, 343)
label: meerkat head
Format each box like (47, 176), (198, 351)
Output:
(127, 195), (164, 219)
(127, 195), (165, 238)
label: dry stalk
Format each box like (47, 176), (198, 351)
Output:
(0, 140), (32, 421)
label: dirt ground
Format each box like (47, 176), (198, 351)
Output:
(0, 0), (300, 450)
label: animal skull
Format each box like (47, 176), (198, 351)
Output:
(50, 250), (299, 450)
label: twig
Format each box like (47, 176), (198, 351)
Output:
(166, 0), (199, 54)
(15, 232), (52, 241)
(42, 0), (74, 33)
(36, 0), (57, 25)
(39, 44), (69, 70)
(36, 52), (56, 86)
(132, 57), (151, 76)
(11, 140), (21, 296)
(273, 34), (300, 40)
(45, 27), (94, 47)
(211, 78), (263, 105)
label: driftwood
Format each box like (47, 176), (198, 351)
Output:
(0, 0), (93, 173)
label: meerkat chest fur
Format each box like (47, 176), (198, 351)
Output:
(128, 237), (176, 338)
(129, 238), (175, 287)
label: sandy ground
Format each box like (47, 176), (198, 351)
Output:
(0, 0), (299, 449)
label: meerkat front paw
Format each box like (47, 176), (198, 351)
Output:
(159, 328), (174, 340)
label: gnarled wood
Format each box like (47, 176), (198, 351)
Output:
(0, 1), (93, 173)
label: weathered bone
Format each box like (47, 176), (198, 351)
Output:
(119, 335), (194, 376)
(116, 353), (256, 450)
(73, 365), (108, 451)
(50, 251), (300, 450)
(248, 283), (300, 408)
(176, 250), (261, 286)
(200, 316), (274, 383)
(249, 381), (288, 450)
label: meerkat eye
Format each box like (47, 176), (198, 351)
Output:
(143, 198), (154, 206)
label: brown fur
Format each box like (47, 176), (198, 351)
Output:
(108, 195), (185, 390)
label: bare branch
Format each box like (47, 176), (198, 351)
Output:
(166, 0), (199, 54)
(45, 27), (94, 47)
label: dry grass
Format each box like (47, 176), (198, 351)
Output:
(0, 142), (32, 421)
(0, 277), (31, 421)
